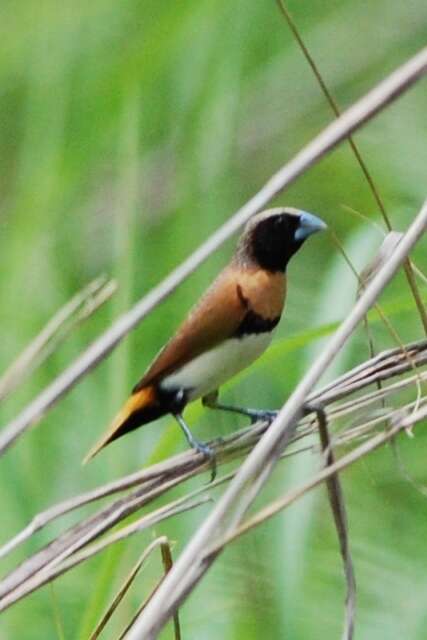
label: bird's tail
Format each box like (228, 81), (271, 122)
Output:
(83, 385), (165, 464)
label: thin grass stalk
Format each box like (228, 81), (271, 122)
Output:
(159, 541), (181, 640)
(315, 407), (355, 640)
(330, 232), (425, 410)
(49, 583), (66, 640)
(276, 0), (427, 333)
(88, 537), (172, 640)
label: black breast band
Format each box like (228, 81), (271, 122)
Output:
(234, 311), (280, 338)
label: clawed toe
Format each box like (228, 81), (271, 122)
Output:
(249, 409), (278, 424)
(173, 413), (217, 482)
(263, 410), (279, 422)
(194, 442), (217, 482)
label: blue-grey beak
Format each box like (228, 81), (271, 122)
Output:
(294, 211), (327, 241)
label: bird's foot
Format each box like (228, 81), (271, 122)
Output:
(202, 395), (278, 426)
(173, 413), (217, 482)
(245, 409), (279, 425)
(192, 439), (217, 482)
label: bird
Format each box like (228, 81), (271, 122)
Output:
(84, 207), (326, 473)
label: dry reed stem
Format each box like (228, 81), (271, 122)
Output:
(0, 276), (116, 402)
(0, 472), (196, 601)
(205, 403), (427, 555)
(0, 356), (424, 612)
(0, 496), (209, 613)
(0, 339), (425, 576)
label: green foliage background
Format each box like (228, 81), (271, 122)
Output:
(1, 1), (427, 638)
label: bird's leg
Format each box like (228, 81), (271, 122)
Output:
(202, 391), (278, 425)
(173, 413), (217, 482)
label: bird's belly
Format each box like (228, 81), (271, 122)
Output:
(161, 332), (273, 401)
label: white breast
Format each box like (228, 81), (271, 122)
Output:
(161, 332), (272, 401)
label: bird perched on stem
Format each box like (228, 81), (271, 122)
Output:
(84, 207), (326, 476)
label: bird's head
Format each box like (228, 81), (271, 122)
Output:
(236, 207), (327, 272)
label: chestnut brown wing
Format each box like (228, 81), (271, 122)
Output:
(133, 268), (247, 391)
(133, 266), (286, 392)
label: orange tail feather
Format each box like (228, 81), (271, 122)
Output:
(83, 385), (161, 464)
